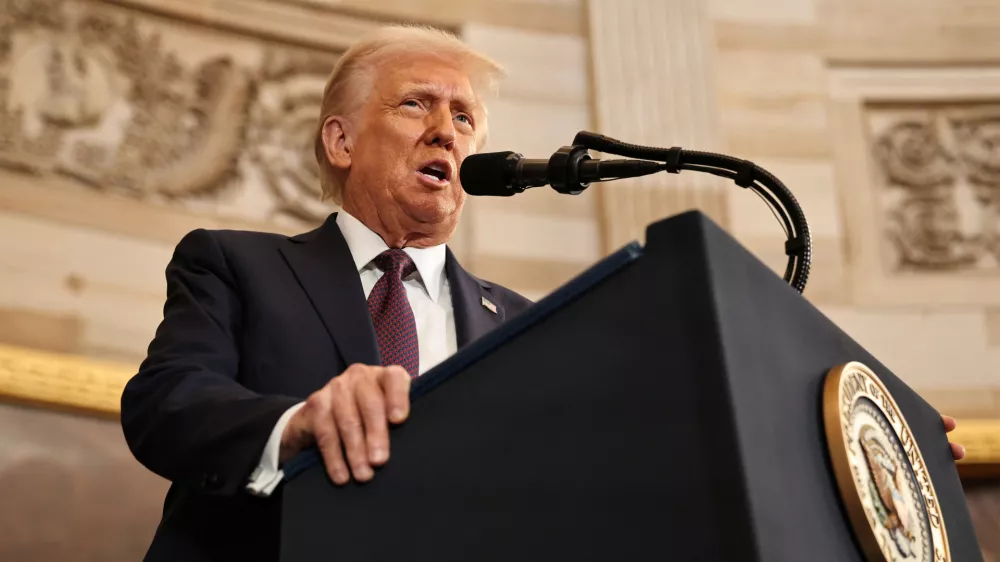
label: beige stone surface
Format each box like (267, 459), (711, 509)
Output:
(471, 209), (600, 263)
(920, 387), (1000, 419)
(460, 24), (589, 105)
(481, 97), (591, 157)
(0, 309), (83, 355)
(709, 0), (817, 24)
(106, 0), (381, 50)
(819, 0), (1000, 64)
(726, 158), (841, 239)
(0, 173), (300, 246)
(716, 52), (826, 100)
(715, 48), (830, 160)
(289, 0), (586, 36)
(0, 212), (170, 362)
(827, 66), (1000, 103)
(722, 117), (831, 160)
(820, 305), (1000, 389)
(469, 254), (590, 295)
(714, 21), (821, 54)
(988, 309), (1000, 348)
(488, 186), (598, 220)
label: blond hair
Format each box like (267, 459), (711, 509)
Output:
(314, 25), (505, 204)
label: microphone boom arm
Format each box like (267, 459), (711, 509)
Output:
(568, 131), (812, 294)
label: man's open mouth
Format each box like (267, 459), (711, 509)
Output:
(419, 167), (446, 181)
(417, 160), (452, 183)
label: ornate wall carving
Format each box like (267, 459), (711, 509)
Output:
(868, 103), (1000, 272)
(0, 0), (341, 229)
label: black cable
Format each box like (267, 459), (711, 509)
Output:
(675, 163), (793, 236)
(572, 131), (811, 293)
(748, 186), (791, 238)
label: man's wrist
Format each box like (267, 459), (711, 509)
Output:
(246, 402), (306, 497)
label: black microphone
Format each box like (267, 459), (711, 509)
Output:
(460, 145), (664, 196)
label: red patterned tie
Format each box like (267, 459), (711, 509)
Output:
(367, 249), (420, 377)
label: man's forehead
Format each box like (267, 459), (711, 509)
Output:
(378, 59), (480, 105)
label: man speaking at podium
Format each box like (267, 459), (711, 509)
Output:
(120, 25), (531, 562)
(120, 24), (965, 562)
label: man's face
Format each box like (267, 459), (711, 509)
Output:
(341, 54), (483, 244)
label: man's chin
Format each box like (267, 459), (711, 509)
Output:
(399, 193), (462, 226)
(400, 190), (459, 221)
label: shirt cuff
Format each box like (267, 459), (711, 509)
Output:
(246, 401), (306, 497)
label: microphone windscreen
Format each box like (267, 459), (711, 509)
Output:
(460, 152), (518, 196)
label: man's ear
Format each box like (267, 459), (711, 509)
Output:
(322, 115), (353, 173)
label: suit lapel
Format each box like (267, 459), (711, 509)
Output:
(279, 213), (381, 368)
(446, 248), (504, 348)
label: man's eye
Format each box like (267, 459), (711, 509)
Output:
(455, 114), (471, 125)
(402, 100), (421, 108)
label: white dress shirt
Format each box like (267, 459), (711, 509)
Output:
(246, 210), (456, 496)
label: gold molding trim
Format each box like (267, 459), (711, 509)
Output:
(0, 342), (998, 478)
(0, 344), (135, 417)
(951, 420), (1000, 478)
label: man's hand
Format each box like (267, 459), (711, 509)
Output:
(280, 364), (411, 484)
(942, 414), (966, 461)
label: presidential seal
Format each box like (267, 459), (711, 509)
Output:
(823, 362), (950, 562)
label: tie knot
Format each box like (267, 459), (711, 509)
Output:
(373, 249), (417, 280)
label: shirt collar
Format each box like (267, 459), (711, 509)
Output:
(335, 210), (447, 303)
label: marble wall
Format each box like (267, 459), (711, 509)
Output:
(1, 0), (999, 558)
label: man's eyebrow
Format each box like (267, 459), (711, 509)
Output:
(399, 81), (480, 112)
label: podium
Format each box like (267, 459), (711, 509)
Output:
(279, 211), (981, 561)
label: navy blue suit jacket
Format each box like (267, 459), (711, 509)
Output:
(121, 213), (532, 562)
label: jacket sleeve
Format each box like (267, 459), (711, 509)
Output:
(121, 229), (300, 497)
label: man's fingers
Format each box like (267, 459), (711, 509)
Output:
(942, 415), (965, 460)
(331, 379), (373, 482)
(356, 377), (390, 467)
(950, 441), (966, 461)
(307, 394), (350, 485)
(311, 364), (409, 485)
(380, 365), (412, 424)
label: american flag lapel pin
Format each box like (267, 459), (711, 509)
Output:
(481, 296), (497, 314)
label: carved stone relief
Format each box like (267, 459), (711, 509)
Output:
(0, 0), (340, 228)
(868, 103), (1000, 272)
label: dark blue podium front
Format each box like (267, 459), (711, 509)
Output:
(279, 211), (979, 562)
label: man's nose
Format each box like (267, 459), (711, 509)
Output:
(423, 106), (456, 149)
